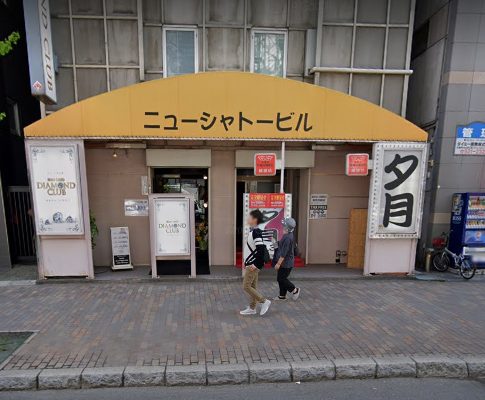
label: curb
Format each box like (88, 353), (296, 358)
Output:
(0, 355), (483, 391)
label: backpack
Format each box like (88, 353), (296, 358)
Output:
(294, 242), (301, 257)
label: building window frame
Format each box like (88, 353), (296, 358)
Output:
(250, 28), (288, 78)
(162, 26), (199, 78)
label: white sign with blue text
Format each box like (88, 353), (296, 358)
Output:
(455, 122), (485, 156)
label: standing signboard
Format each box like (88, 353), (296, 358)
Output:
(110, 227), (133, 270)
(254, 153), (277, 176)
(309, 194), (328, 219)
(29, 144), (84, 235)
(346, 153), (369, 176)
(368, 143), (428, 238)
(454, 122), (485, 155)
(242, 193), (292, 266)
(149, 194), (196, 277)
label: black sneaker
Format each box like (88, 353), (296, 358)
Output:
(273, 296), (287, 301)
(292, 288), (301, 300)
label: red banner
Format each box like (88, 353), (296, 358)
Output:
(249, 193), (285, 208)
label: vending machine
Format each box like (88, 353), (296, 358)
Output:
(449, 193), (485, 266)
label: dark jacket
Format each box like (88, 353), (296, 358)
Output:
(273, 232), (295, 269)
(244, 228), (265, 269)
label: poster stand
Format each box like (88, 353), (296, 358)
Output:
(149, 194), (196, 278)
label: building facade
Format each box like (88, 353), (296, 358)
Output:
(407, 0), (485, 260)
(22, 0), (431, 278)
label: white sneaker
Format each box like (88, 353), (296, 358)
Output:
(260, 300), (271, 316)
(292, 288), (301, 301)
(239, 307), (257, 315)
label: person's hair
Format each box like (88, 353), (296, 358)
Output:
(249, 209), (264, 225)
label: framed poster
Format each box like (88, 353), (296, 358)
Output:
(29, 144), (84, 235)
(110, 227), (133, 270)
(368, 142), (428, 238)
(154, 197), (191, 256)
(309, 194), (328, 219)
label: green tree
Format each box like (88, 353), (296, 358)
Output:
(0, 31), (21, 122)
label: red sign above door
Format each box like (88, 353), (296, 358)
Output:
(346, 153), (369, 176)
(254, 153), (277, 176)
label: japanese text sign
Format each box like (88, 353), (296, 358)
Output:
(455, 122), (485, 155)
(249, 193), (286, 208)
(346, 153), (369, 176)
(254, 153), (277, 176)
(369, 143), (428, 238)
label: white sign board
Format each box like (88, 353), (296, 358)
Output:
(23, 0), (57, 104)
(368, 143), (428, 238)
(124, 199), (148, 216)
(29, 144), (83, 235)
(309, 194), (328, 219)
(154, 198), (191, 256)
(110, 227), (133, 270)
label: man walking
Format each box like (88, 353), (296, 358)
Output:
(273, 217), (300, 301)
(240, 209), (272, 316)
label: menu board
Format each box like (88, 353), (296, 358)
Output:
(110, 227), (133, 269)
(154, 198), (191, 256)
(29, 144), (84, 235)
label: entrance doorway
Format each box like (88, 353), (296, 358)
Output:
(152, 168), (209, 275)
(235, 169), (302, 267)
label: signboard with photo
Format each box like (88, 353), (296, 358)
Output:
(29, 144), (83, 235)
(124, 199), (149, 216)
(368, 143), (428, 238)
(153, 197), (191, 256)
(243, 193), (292, 263)
(110, 227), (133, 270)
(309, 194), (328, 219)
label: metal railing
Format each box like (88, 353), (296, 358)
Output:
(7, 186), (36, 262)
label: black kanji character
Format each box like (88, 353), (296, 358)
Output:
(200, 112), (216, 130)
(276, 112), (293, 131)
(164, 115), (178, 130)
(295, 113), (313, 132)
(220, 114), (234, 131)
(383, 193), (414, 227)
(384, 154), (419, 190)
(238, 112), (253, 131)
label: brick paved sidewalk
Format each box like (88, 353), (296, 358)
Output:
(0, 280), (483, 370)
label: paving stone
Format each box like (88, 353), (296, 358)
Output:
(124, 366), (165, 386)
(413, 356), (468, 378)
(463, 356), (485, 378)
(248, 362), (291, 383)
(0, 370), (40, 391)
(375, 357), (416, 378)
(165, 365), (206, 386)
(207, 363), (248, 385)
(291, 360), (335, 382)
(334, 358), (376, 379)
(81, 367), (124, 388)
(38, 368), (83, 389)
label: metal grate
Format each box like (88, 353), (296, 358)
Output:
(7, 186), (36, 262)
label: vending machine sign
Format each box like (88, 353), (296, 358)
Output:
(254, 153), (277, 176)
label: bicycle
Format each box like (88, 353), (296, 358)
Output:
(432, 232), (477, 280)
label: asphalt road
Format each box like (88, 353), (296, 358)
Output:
(0, 379), (483, 400)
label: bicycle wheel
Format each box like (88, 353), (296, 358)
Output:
(432, 251), (450, 272)
(460, 259), (476, 280)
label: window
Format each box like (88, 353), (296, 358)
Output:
(163, 27), (198, 78)
(6, 99), (21, 136)
(250, 29), (287, 77)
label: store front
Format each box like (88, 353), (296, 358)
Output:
(23, 72), (427, 279)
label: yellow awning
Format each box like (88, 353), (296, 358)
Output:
(24, 72), (427, 142)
